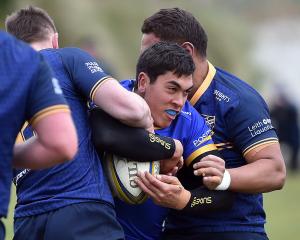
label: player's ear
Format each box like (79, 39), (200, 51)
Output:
(52, 32), (59, 49)
(137, 72), (149, 95)
(181, 42), (195, 56)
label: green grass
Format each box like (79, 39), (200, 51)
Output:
(3, 172), (300, 239)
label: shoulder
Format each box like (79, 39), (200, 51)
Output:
(214, 67), (266, 107)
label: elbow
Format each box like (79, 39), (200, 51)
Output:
(274, 168), (286, 190)
(272, 162), (287, 190)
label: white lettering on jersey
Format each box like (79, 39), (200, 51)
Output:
(213, 89), (230, 102)
(85, 62), (104, 73)
(52, 77), (63, 94)
(193, 129), (212, 147)
(248, 118), (274, 137)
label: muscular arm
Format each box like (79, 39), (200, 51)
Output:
(13, 111), (77, 169)
(93, 79), (153, 131)
(227, 143), (286, 193)
(90, 107), (181, 161)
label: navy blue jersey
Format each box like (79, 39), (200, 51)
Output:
(165, 62), (278, 234)
(0, 31), (68, 217)
(115, 80), (217, 240)
(14, 47), (114, 218)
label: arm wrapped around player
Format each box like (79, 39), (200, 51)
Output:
(89, 107), (177, 161)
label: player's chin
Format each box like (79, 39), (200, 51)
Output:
(155, 118), (172, 129)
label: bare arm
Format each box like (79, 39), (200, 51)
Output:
(93, 79), (153, 130)
(13, 111), (77, 169)
(227, 143), (286, 193)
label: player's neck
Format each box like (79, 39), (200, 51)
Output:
(188, 58), (208, 100)
(30, 40), (53, 51)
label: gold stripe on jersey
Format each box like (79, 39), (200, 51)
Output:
(30, 105), (70, 127)
(185, 144), (217, 166)
(15, 122), (30, 143)
(243, 138), (278, 156)
(190, 61), (216, 106)
(90, 76), (114, 101)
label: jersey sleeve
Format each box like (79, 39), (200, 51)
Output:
(226, 90), (278, 156)
(59, 47), (113, 101)
(183, 105), (217, 166)
(27, 54), (69, 126)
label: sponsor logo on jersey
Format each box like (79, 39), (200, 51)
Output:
(193, 129), (212, 147)
(52, 77), (63, 94)
(213, 89), (230, 102)
(248, 118), (274, 137)
(85, 62), (104, 73)
(181, 111), (191, 116)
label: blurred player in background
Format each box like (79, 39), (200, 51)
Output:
(137, 7), (286, 240)
(114, 41), (234, 240)
(0, 31), (77, 240)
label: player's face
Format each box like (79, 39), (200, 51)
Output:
(141, 33), (161, 53)
(139, 71), (193, 129)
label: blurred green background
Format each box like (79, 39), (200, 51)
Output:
(1, 0), (300, 239)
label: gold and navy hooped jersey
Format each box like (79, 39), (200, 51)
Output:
(166, 62), (278, 234)
(13, 47), (114, 218)
(115, 80), (217, 240)
(0, 31), (68, 217)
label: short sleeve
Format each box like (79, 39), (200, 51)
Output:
(226, 91), (278, 155)
(59, 47), (112, 101)
(183, 105), (217, 166)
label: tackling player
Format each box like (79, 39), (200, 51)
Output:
(0, 31), (77, 240)
(5, 6), (183, 240)
(138, 7), (286, 240)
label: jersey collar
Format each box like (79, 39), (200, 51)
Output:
(190, 61), (216, 106)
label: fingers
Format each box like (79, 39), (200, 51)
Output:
(194, 166), (223, 178)
(203, 175), (222, 190)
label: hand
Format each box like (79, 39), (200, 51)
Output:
(159, 139), (183, 175)
(193, 155), (225, 190)
(135, 172), (190, 210)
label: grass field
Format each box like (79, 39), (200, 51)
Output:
(3, 171), (300, 240)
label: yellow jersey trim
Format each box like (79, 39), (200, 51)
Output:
(190, 61), (216, 106)
(30, 105), (70, 127)
(243, 138), (278, 156)
(90, 77), (114, 101)
(185, 144), (217, 166)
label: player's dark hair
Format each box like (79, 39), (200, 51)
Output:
(5, 6), (57, 43)
(141, 7), (207, 57)
(135, 42), (195, 87)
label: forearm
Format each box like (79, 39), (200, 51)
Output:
(179, 187), (235, 215)
(90, 108), (176, 161)
(228, 158), (285, 193)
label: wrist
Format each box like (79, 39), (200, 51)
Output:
(176, 189), (191, 210)
(214, 169), (231, 190)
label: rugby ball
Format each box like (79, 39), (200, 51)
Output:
(103, 152), (160, 204)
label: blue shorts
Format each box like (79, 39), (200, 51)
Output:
(162, 231), (269, 240)
(14, 202), (124, 240)
(0, 219), (5, 240)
